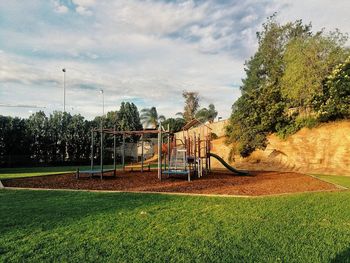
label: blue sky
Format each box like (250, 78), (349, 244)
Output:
(0, 0), (349, 120)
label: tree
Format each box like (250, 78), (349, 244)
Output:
(140, 107), (165, 128)
(195, 104), (218, 123)
(226, 17), (313, 157)
(0, 116), (30, 166)
(281, 31), (349, 110)
(27, 111), (50, 163)
(182, 91), (200, 122)
(313, 56), (350, 121)
(118, 102), (143, 131)
(63, 114), (90, 163)
(162, 117), (186, 133)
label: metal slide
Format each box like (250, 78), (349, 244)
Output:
(209, 153), (249, 175)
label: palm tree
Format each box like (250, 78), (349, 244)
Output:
(140, 107), (165, 128)
(195, 104), (218, 123)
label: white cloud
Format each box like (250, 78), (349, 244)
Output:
(0, 0), (349, 120)
(72, 0), (96, 7)
(75, 5), (93, 16)
(73, 0), (96, 15)
(53, 1), (68, 14)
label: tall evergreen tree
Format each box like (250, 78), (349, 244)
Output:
(226, 17), (312, 156)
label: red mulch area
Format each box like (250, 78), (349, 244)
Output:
(2, 170), (340, 196)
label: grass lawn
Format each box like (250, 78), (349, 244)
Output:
(0, 164), (162, 179)
(0, 165), (117, 179)
(313, 174), (350, 189)
(1, 190), (350, 262)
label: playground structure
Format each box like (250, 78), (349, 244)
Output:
(159, 119), (212, 181)
(76, 119), (248, 181)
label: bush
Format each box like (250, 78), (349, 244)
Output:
(210, 132), (218, 140)
(276, 116), (319, 139)
(313, 56), (350, 121)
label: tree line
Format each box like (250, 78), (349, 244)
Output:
(226, 15), (350, 157)
(1, 93), (218, 167)
(0, 102), (142, 167)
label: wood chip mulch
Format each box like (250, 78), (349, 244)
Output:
(2, 170), (340, 196)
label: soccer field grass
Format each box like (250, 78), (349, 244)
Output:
(1, 189), (350, 262)
(0, 165), (119, 179)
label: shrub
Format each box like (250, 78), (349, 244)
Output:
(210, 132), (218, 140)
(313, 56), (350, 121)
(276, 116), (319, 139)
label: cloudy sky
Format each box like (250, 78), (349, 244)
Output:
(0, 0), (349, 120)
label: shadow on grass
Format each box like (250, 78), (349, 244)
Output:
(331, 247), (350, 263)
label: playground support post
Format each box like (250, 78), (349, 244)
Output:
(141, 134), (144, 172)
(205, 136), (209, 173)
(122, 133), (125, 171)
(113, 126), (116, 175)
(197, 135), (201, 177)
(208, 136), (211, 172)
(194, 132), (197, 175)
(167, 125), (170, 172)
(157, 123), (162, 180)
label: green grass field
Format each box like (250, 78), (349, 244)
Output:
(0, 165), (116, 179)
(313, 174), (350, 189)
(1, 189), (350, 262)
(0, 164), (162, 179)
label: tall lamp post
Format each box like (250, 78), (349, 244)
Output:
(62, 68), (66, 112)
(99, 89), (104, 178)
(100, 89), (104, 116)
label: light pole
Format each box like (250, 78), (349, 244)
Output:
(100, 89), (104, 116)
(99, 89), (104, 177)
(62, 68), (66, 112)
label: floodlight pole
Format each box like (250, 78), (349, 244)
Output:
(100, 89), (104, 180)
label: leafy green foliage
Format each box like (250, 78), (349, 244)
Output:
(140, 106), (165, 128)
(281, 31), (348, 108)
(195, 104), (218, 123)
(0, 116), (30, 166)
(162, 117), (186, 133)
(182, 91), (200, 122)
(1, 190), (350, 262)
(313, 56), (350, 121)
(117, 102), (143, 131)
(0, 102), (143, 167)
(227, 16), (349, 157)
(210, 132), (218, 140)
(227, 17), (311, 157)
(276, 116), (319, 139)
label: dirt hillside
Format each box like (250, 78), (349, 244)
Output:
(210, 120), (350, 176)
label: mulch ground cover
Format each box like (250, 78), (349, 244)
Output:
(2, 170), (340, 196)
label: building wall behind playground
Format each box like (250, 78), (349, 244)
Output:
(175, 119), (228, 142)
